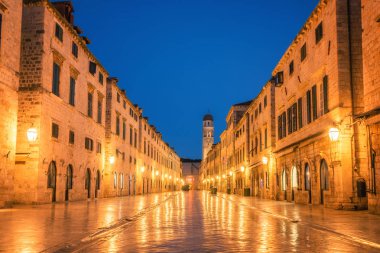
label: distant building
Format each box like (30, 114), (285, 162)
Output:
(181, 158), (201, 190)
(202, 114), (214, 160)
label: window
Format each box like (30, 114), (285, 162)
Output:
(322, 75), (329, 115)
(315, 22), (323, 44)
(130, 128), (133, 145)
(278, 115), (282, 140)
(96, 142), (101, 153)
(123, 100), (126, 109)
(98, 72), (103, 85)
(72, 42), (78, 58)
(264, 96), (267, 108)
(259, 131), (262, 152)
(55, 23), (63, 41)
(312, 85), (318, 121)
(0, 14), (3, 49)
(289, 60), (294, 75)
(287, 108), (292, 135)
(134, 130), (137, 148)
(87, 92), (93, 117)
(259, 103), (262, 114)
(67, 165), (73, 189)
(117, 93), (120, 103)
(89, 61), (96, 75)
(85, 137), (94, 151)
(298, 98), (303, 129)
(52, 123), (59, 138)
(52, 63), (60, 96)
(113, 172), (117, 189)
(264, 128), (268, 149)
(47, 162), (56, 189)
(301, 43), (307, 62)
(306, 90), (312, 124)
(97, 100), (102, 124)
(282, 112), (286, 138)
(255, 137), (258, 155)
(120, 174), (124, 189)
(69, 130), (75, 144)
(69, 77), (75, 106)
(292, 103), (297, 132)
(116, 115), (120, 136)
(122, 120), (126, 140)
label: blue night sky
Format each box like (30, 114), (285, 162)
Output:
(73, 0), (319, 159)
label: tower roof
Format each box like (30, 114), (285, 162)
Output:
(203, 114), (213, 121)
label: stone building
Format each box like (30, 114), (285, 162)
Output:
(15, 0), (108, 203)
(0, 0), (23, 207)
(200, 0), (379, 212)
(272, 0), (367, 209)
(247, 82), (276, 200)
(359, 0), (380, 214)
(181, 158), (201, 190)
(202, 114), (214, 160)
(0, 0), (181, 205)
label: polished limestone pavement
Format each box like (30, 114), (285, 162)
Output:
(1, 191), (380, 252)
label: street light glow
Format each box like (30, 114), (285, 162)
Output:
(262, 156), (268, 165)
(241, 166), (245, 172)
(329, 127), (340, 142)
(109, 156), (115, 164)
(27, 128), (38, 142)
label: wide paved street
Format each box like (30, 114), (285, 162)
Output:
(1, 191), (380, 252)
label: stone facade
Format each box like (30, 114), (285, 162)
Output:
(0, 0), (181, 206)
(200, 0), (379, 212)
(181, 158), (201, 190)
(0, 0), (23, 207)
(360, 0), (380, 214)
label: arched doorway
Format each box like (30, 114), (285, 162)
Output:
(47, 161), (57, 202)
(291, 166), (298, 201)
(320, 159), (329, 204)
(95, 170), (100, 198)
(282, 169), (287, 200)
(65, 165), (73, 201)
(85, 168), (91, 199)
(304, 163), (311, 204)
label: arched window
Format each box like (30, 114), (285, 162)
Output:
(120, 173), (124, 189)
(305, 163), (311, 191)
(320, 159), (329, 190)
(113, 172), (117, 189)
(291, 166), (298, 188)
(47, 161), (56, 188)
(96, 170), (100, 190)
(282, 169), (287, 191)
(67, 165), (73, 189)
(85, 168), (91, 190)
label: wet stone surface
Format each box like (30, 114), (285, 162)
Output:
(1, 191), (380, 252)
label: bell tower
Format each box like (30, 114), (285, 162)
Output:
(202, 114), (214, 160)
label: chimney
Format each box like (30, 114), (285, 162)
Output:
(51, 1), (75, 25)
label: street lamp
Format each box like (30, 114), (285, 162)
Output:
(329, 127), (340, 142)
(27, 128), (38, 142)
(109, 156), (115, 165)
(141, 166), (145, 173)
(156, 170), (159, 176)
(262, 156), (268, 165)
(229, 171), (233, 176)
(240, 166), (245, 172)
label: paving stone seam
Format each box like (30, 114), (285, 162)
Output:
(40, 193), (177, 253)
(217, 193), (380, 251)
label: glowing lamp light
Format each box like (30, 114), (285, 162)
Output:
(109, 156), (115, 164)
(229, 171), (233, 176)
(156, 171), (159, 176)
(141, 166), (145, 173)
(262, 156), (268, 165)
(165, 174), (168, 178)
(27, 128), (38, 142)
(240, 166), (245, 172)
(329, 128), (340, 142)
(169, 175), (172, 180)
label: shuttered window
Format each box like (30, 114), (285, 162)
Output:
(322, 75), (329, 115)
(69, 77), (75, 106)
(52, 63), (60, 96)
(312, 85), (318, 121)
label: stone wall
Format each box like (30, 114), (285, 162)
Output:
(0, 0), (22, 207)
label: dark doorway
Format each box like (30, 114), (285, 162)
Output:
(85, 168), (91, 199)
(320, 159), (329, 204)
(95, 170), (100, 198)
(65, 165), (73, 201)
(305, 163), (311, 204)
(282, 169), (287, 201)
(47, 161), (57, 202)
